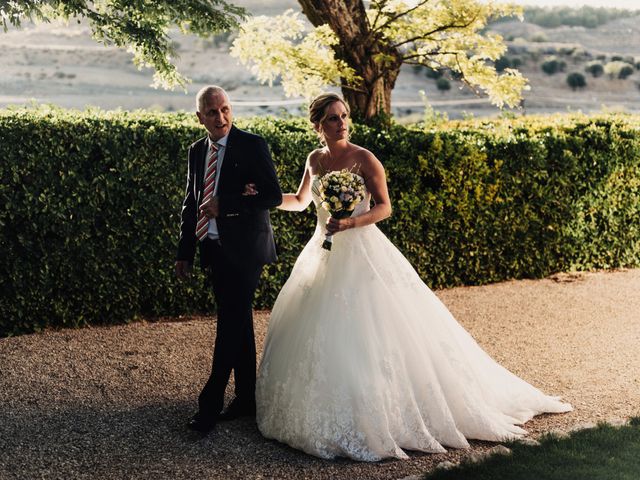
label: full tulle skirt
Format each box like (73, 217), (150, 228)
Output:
(257, 193), (571, 461)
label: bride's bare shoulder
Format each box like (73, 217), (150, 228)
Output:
(308, 148), (328, 175)
(350, 146), (382, 176)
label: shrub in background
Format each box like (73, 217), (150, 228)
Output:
(494, 56), (512, 72)
(1, 107), (639, 336)
(436, 78), (451, 92)
(541, 57), (567, 75)
(425, 68), (444, 80)
(585, 61), (604, 78)
(604, 61), (635, 79)
(0, 107), (207, 335)
(567, 72), (587, 90)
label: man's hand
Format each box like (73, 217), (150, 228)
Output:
(242, 183), (258, 196)
(175, 260), (192, 280)
(200, 196), (219, 219)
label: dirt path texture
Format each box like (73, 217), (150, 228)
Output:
(1, 269), (639, 480)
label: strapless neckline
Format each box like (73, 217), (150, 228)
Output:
(311, 172), (365, 182)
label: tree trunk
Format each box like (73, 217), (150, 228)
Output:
(298, 0), (402, 122)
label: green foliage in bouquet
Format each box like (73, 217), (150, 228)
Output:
(1, 107), (639, 336)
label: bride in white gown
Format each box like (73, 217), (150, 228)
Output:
(254, 93), (572, 461)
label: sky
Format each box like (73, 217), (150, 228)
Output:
(512, 0), (640, 8)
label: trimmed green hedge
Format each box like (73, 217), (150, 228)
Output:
(1, 107), (639, 336)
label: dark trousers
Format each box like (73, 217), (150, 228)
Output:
(198, 238), (263, 418)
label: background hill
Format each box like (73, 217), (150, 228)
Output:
(1, 2), (639, 119)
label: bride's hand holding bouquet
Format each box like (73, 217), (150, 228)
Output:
(312, 168), (366, 250)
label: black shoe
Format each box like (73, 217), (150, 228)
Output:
(217, 398), (256, 422)
(187, 412), (217, 434)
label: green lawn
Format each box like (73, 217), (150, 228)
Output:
(425, 418), (640, 480)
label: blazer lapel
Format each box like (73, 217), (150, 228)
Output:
(194, 137), (207, 202)
(217, 125), (238, 189)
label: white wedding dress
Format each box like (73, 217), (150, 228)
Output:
(256, 174), (572, 461)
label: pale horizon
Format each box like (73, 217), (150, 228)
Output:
(512, 0), (640, 8)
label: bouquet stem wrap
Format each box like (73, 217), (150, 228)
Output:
(322, 210), (353, 250)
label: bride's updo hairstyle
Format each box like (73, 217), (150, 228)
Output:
(309, 93), (350, 143)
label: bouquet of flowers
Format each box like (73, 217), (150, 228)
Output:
(312, 169), (366, 250)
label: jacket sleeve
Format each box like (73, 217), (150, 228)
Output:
(176, 145), (198, 263)
(218, 136), (283, 216)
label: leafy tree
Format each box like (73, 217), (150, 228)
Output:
(436, 77), (451, 92)
(559, 46), (576, 56)
(230, 1), (528, 122)
(1, 0), (246, 88)
(604, 61), (635, 79)
(541, 57), (566, 75)
(619, 65), (635, 80)
(495, 56), (512, 72)
(566, 72), (586, 91)
(530, 33), (548, 43)
(585, 61), (604, 78)
(412, 64), (425, 75)
(426, 68), (444, 80)
(494, 56), (521, 72)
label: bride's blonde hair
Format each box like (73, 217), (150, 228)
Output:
(309, 93), (350, 144)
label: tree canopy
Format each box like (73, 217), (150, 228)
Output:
(230, 0), (529, 121)
(1, 0), (246, 88)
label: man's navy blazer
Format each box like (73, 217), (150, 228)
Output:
(177, 125), (282, 268)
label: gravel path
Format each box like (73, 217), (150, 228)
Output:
(1, 269), (639, 480)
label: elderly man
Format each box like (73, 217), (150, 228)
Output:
(176, 85), (282, 435)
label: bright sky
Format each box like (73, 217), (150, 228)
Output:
(512, 0), (640, 8)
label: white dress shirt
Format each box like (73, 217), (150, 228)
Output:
(204, 133), (229, 239)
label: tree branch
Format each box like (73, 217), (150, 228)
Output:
(402, 51), (460, 62)
(339, 82), (369, 94)
(390, 17), (478, 49)
(368, 0), (390, 31)
(369, 0), (432, 36)
(447, 53), (486, 98)
(2, 0), (246, 88)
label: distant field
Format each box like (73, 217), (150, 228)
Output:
(1, 3), (639, 119)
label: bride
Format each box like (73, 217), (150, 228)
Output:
(253, 93), (572, 461)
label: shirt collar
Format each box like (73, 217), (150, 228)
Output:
(208, 132), (229, 149)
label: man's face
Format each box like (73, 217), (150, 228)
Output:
(197, 92), (233, 141)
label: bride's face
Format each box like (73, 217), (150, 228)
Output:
(319, 101), (349, 142)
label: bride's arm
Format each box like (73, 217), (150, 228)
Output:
(326, 151), (392, 233)
(278, 156), (314, 212)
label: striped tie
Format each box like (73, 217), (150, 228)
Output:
(196, 143), (219, 241)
